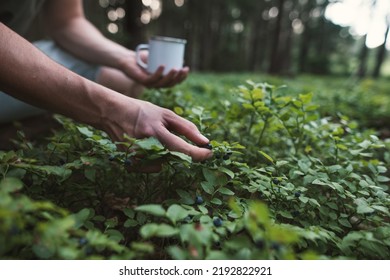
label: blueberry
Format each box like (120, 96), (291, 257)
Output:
(272, 178), (280, 185)
(213, 218), (223, 227)
(184, 216), (192, 223)
(84, 246), (94, 256)
(223, 154), (230, 160)
(124, 158), (133, 166)
(291, 210), (300, 217)
(199, 143), (213, 150)
(255, 239), (265, 250)
(108, 155), (115, 161)
(195, 195), (204, 205)
(79, 237), (88, 246)
(9, 225), (20, 235)
(294, 191), (301, 198)
(271, 242), (281, 251)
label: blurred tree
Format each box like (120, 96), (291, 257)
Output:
(372, 16), (390, 78)
(84, 0), (384, 77)
(124, 0), (146, 48)
(268, 0), (286, 74)
(357, 0), (377, 78)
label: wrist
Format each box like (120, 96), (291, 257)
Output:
(100, 91), (141, 141)
(116, 49), (136, 72)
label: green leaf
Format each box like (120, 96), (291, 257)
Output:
(371, 205), (389, 214)
(73, 208), (91, 228)
(166, 204), (189, 223)
(169, 151), (192, 163)
(135, 204), (166, 217)
(210, 198), (222, 205)
(136, 137), (164, 151)
(123, 208), (135, 219)
(154, 224), (179, 237)
(201, 181), (214, 194)
(377, 176), (390, 183)
(218, 167), (235, 179)
(124, 219), (138, 228)
(168, 246), (188, 260)
(339, 218), (352, 228)
(0, 177), (23, 193)
(198, 205), (208, 214)
(202, 168), (218, 184)
(77, 126), (94, 137)
(356, 202), (374, 214)
(299, 196), (309, 203)
(299, 92), (313, 104)
(140, 223), (159, 239)
(174, 106), (184, 115)
(218, 187), (235, 196)
(279, 211), (293, 219)
(84, 168), (96, 182)
(259, 151), (274, 164)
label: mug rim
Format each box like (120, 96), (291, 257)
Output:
(151, 36), (187, 44)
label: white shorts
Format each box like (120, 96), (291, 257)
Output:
(0, 40), (100, 123)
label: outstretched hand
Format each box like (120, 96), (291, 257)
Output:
(119, 52), (189, 89)
(103, 97), (212, 172)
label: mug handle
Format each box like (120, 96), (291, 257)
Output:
(135, 44), (149, 70)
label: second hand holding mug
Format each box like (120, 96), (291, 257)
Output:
(136, 36), (187, 75)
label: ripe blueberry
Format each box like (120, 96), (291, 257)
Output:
(199, 143), (213, 150)
(79, 237), (88, 246)
(195, 195), (204, 205)
(223, 154), (230, 160)
(294, 191), (301, 198)
(272, 178), (280, 185)
(184, 216), (192, 223)
(124, 158), (133, 166)
(84, 246), (94, 256)
(108, 155), (115, 161)
(213, 217), (223, 227)
(291, 210), (300, 217)
(271, 242), (281, 251)
(255, 239), (265, 250)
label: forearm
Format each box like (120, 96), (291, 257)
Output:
(0, 23), (135, 132)
(47, 15), (132, 70)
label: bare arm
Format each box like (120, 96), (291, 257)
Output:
(0, 23), (211, 162)
(43, 0), (188, 87)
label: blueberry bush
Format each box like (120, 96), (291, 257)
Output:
(1, 75), (389, 259)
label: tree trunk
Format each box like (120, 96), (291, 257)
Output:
(357, 35), (369, 78)
(372, 23), (390, 78)
(268, 0), (285, 74)
(124, 0), (146, 49)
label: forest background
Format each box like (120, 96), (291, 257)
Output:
(76, 0), (390, 79)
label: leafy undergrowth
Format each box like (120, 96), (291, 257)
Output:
(1, 80), (389, 260)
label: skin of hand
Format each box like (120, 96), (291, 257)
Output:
(43, 0), (188, 88)
(0, 23), (213, 170)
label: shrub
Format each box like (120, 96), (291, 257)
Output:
(1, 79), (389, 259)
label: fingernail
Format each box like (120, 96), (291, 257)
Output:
(199, 134), (209, 143)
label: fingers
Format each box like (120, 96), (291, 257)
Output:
(164, 111), (210, 146)
(156, 125), (212, 162)
(143, 67), (189, 88)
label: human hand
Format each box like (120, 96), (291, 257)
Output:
(103, 96), (212, 171)
(119, 51), (189, 89)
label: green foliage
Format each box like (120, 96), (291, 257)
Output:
(1, 76), (389, 259)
